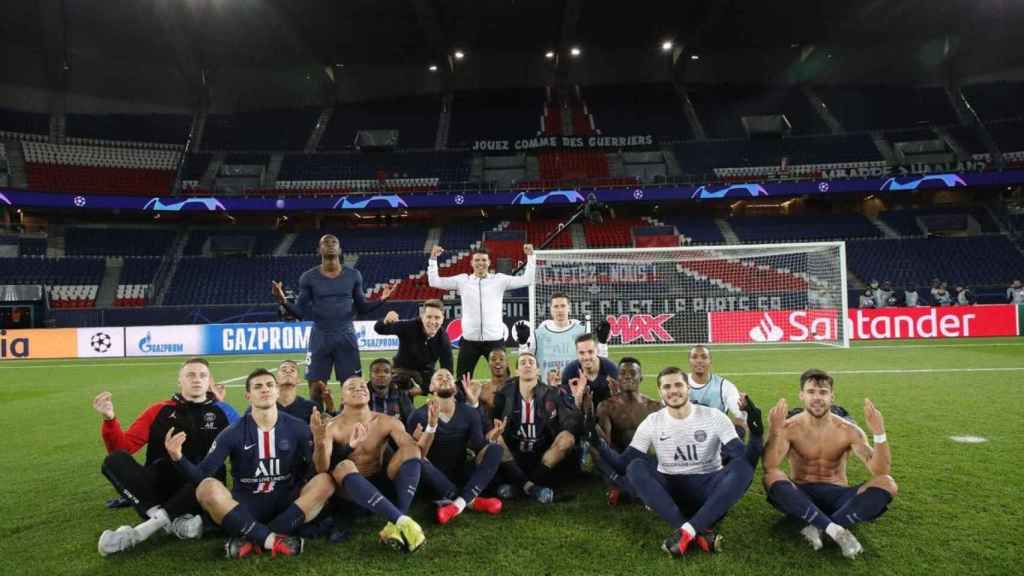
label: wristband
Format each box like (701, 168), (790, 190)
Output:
(873, 433), (887, 444)
(424, 424), (438, 434)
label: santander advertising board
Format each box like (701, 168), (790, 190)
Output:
(708, 305), (1018, 343)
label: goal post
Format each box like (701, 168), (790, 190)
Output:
(528, 242), (849, 348)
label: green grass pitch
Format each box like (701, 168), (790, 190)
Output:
(1, 337), (1021, 575)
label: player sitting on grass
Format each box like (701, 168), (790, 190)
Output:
(601, 368), (758, 557)
(763, 369), (897, 559)
(316, 376), (427, 552)
(94, 358), (234, 556)
(407, 369), (505, 524)
(491, 352), (584, 503)
(592, 357), (662, 505)
(366, 358), (414, 422)
(275, 359), (319, 423)
(164, 369), (335, 559)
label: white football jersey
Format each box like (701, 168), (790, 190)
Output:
(629, 404), (738, 475)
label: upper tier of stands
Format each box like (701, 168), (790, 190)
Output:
(729, 214), (883, 243)
(66, 113), (191, 145)
(65, 227), (176, 257)
(583, 83), (693, 140)
(202, 108), (321, 150)
(687, 85), (826, 138)
(448, 88), (546, 148)
(321, 97), (441, 150)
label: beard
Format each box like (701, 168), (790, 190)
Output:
(435, 388), (455, 399)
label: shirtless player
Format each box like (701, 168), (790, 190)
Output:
(763, 369), (898, 559)
(314, 377), (427, 552)
(593, 357), (661, 505)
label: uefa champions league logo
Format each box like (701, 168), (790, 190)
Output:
(879, 174), (966, 191)
(0, 192), (11, 205)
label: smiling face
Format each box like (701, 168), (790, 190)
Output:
(688, 346), (711, 379)
(341, 377), (370, 407)
(658, 372), (689, 409)
(178, 361), (211, 402)
(488, 349), (509, 379)
(421, 306), (444, 337)
(799, 378), (834, 418)
(576, 338), (599, 372)
(470, 251), (490, 276)
(430, 369), (457, 399)
(618, 362), (642, 393)
(245, 374), (279, 410)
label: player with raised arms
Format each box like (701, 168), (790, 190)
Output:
(427, 243), (534, 380)
(272, 234), (395, 412)
(763, 369), (897, 559)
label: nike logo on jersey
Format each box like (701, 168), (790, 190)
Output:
(659, 434), (672, 441)
(243, 443), (257, 451)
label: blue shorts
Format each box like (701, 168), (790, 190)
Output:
(305, 330), (361, 383)
(792, 482), (862, 516)
(651, 466), (732, 517)
(233, 487), (300, 524)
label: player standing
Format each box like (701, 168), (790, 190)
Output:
(515, 292), (609, 377)
(427, 243), (534, 380)
(272, 234), (395, 410)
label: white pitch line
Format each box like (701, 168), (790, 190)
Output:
(718, 367), (1024, 377)
(616, 341), (1024, 353)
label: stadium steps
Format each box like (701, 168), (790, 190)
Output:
(273, 233), (297, 256)
(870, 131), (896, 163)
(305, 107), (333, 153)
(96, 257), (122, 308)
(436, 93), (453, 149)
(200, 152), (225, 189)
(932, 125), (971, 162)
(3, 140), (27, 188)
(265, 153), (284, 187)
(678, 87), (707, 141)
(425, 227), (442, 252)
(803, 86), (844, 135)
(715, 219), (740, 244)
(570, 223), (587, 248)
(153, 229), (190, 306)
(869, 217), (901, 239)
(47, 224), (65, 257)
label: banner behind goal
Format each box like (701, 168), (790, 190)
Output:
(529, 242), (849, 347)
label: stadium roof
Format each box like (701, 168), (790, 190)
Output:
(1, 0), (1022, 110)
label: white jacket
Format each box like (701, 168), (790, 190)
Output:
(428, 256), (535, 341)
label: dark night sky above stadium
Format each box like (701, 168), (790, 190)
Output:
(1, 0), (1020, 68)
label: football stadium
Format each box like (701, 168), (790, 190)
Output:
(1, 1), (1023, 575)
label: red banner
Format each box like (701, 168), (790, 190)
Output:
(709, 305), (1018, 343)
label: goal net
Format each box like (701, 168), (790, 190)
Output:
(529, 242), (849, 347)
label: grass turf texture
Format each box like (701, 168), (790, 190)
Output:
(1, 337), (1022, 576)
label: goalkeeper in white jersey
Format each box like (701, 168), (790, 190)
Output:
(515, 292), (609, 377)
